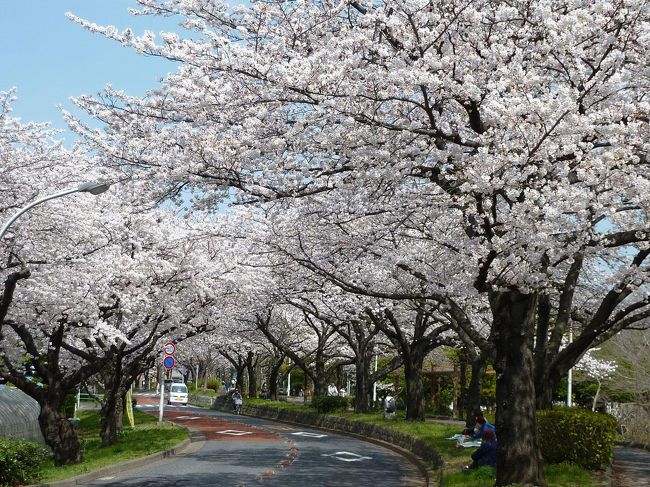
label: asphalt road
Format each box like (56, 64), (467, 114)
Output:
(86, 398), (423, 487)
(613, 446), (650, 487)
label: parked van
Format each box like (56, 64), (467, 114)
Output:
(167, 383), (188, 406)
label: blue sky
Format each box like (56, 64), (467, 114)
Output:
(0, 1), (185, 140)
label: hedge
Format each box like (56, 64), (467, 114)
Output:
(537, 408), (617, 469)
(311, 396), (348, 414)
(0, 438), (49, 487)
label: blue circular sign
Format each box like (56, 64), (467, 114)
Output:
(163, 356), (175, 369)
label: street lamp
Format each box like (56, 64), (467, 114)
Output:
(0, 181), (111, 240)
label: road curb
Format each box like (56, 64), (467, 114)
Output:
(32, 437), (193, 487)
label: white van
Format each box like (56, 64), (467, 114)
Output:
(167, 383), (189, 405)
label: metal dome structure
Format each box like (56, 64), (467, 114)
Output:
(0, 384), (45, 443)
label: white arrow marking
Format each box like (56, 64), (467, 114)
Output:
(322, 451), (372, 462)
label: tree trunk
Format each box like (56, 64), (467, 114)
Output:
(268, 355), (284, 401)
(336, 365), (344, 391)
(458, 351), (468, 418)
(354, 353), (371, 413)
(247, 358), (257, 399)
(535, 367), (555, 410)
(312, 354), (328, 397)
(235, 365), (246, 392)
(116, 392), (125, 432)
(464, 354), (488, 428)
(490, 290), (547, 487)
(593, 381), (601, 412)
(100, 358), (123, 447)
(100, 392), (119, 447)
(269, 366), (280, 400)
(404, 353), (426, 421)
(38, 402), (82, 466)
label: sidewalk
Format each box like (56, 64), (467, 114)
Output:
(613, 446), (650, 487)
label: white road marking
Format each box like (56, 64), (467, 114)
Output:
(175, 416), (201, 420)
(292, 431), (327, 438)
(216, 430), (253, 436)
(322, 451), (372, 462)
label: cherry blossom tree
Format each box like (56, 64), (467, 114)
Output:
(574, 348), (617, 411)
(68, 1), (650, 485)
(0, 93), (118, 464)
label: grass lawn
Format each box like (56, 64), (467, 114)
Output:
(38, 409), (188, 483)
(246, 400), (604, 487)
(247, 398), (314, 411)
(189, 387), (217, 397)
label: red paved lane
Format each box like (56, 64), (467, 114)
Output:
(163, 410), (280, 441)
(137, 394), (284, 441)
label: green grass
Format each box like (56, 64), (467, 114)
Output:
(334, 410), (471, 468)
(443, 462), (600, 487)
(189, 387), (217, 397)
(38, 410), (188, 483)
(247, 397), (314, 412)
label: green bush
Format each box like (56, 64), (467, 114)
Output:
(537, 408), (617, 469)
(311, 396), (348, 414)
(206, 378), (221, 391)
(0, 438), (49, 487)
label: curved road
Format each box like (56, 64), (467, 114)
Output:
(87, 397), (423, 487)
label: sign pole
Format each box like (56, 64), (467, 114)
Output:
(159, 380), (164, 423)
(160, 341), (175, 422)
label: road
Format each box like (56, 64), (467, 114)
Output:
(613, 447), (650, 487)
(86, 395), (423, 487)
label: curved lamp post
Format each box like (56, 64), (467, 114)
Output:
(0, 181), (111, 240)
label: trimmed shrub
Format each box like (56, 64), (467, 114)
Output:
(206, 379), (221, 392)
(311, 396), (348, 414)
(0, 438), (49, 487)
(537, 408), (617, 469)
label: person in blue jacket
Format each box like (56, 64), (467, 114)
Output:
(464, 428), (497, 471)
(471, 411), (496, 440)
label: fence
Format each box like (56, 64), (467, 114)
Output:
(0, 385), (45, 443)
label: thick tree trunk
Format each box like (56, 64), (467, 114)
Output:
(39, 402), (82, 466)
(100, 359), (123, 447)
(354, 354), (371, 413)
(246, 352), (258, 399)
(336, 365), (344, 391)
(100, 392), (119, 447)
(235, 365), (246, 392)
(535, 366), (560, 410)
(490, 290), (547, 487)
(269, 360), (282, 400)
(312, 354), (328, 397)
(404, 353), (426, 421)
(464, 355), (488, 428)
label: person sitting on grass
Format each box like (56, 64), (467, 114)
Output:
(463, 428), (497, 472)
(471, 411), (495, 440)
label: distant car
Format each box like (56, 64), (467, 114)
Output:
(167, 383), (189, 405)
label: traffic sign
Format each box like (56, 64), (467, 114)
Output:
(163, 342), (176, 355)
(163, 356), (176, 369)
